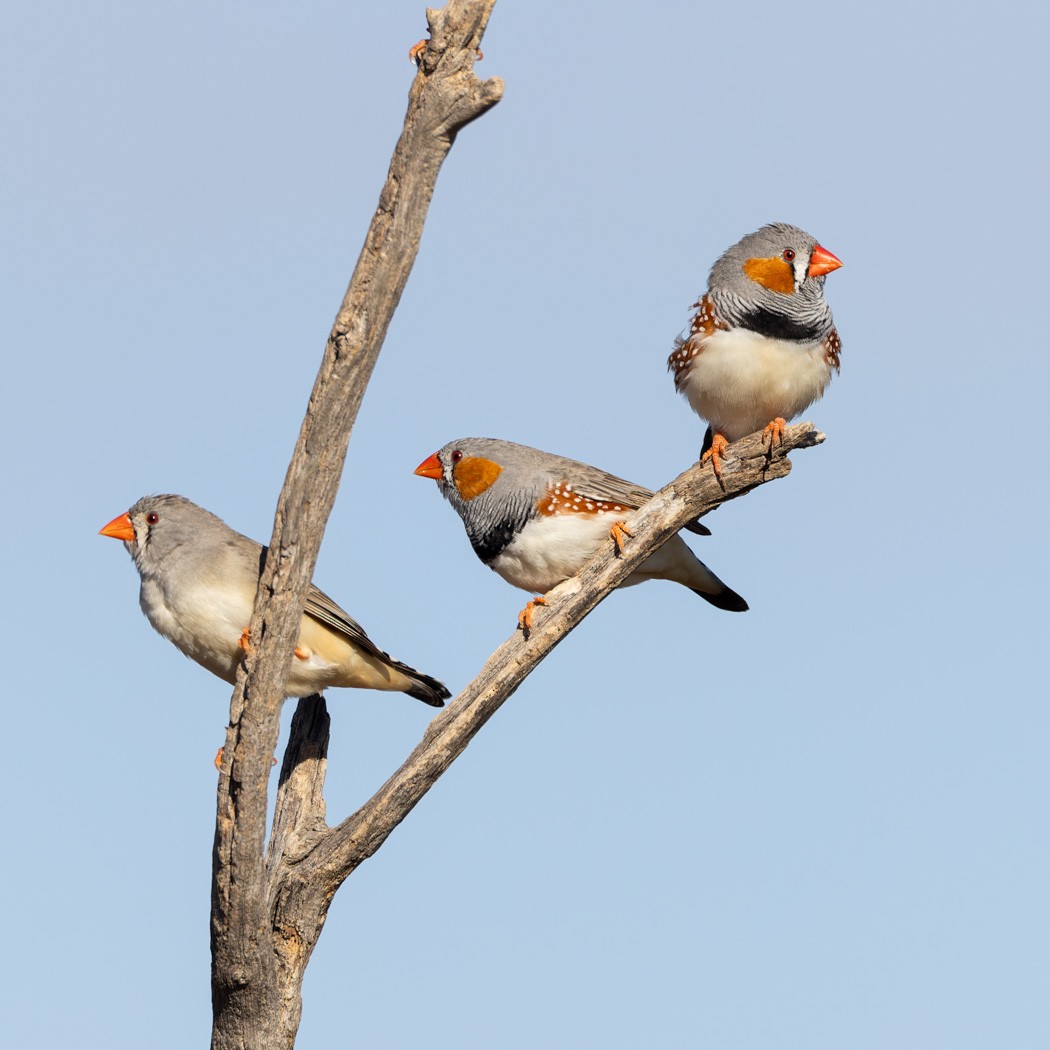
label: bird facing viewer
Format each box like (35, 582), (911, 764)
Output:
(668, 222), (842, 475)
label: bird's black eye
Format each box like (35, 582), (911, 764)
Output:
(146, 512), (159, 525)
(451, 450), (463, 463)
(782, 248), (796, 262)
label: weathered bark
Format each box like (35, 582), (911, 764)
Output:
(208, 3), (827, 1047)
(298, 423), (825, 894)
(229, 425), (823, 1039)
(210, 3), (501, 1047)
(217, 392), (821, 1047)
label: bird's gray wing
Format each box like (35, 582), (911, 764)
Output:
(304, 586), (389, 661)
(304, 584), (450, 705)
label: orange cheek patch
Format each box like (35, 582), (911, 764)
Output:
(742, 256), (796, 295)
(453, 457), (503, 500)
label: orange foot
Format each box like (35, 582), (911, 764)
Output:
(294, 645), (311, 661)
(610, 520), (634, 554)
(700, 432), (730, 481)
(238, 627), (252, 654)
(215, 745), (277, 770)
(517, 595), (548, 637)
(763, 417), (788, 453)
(409, 39), (483, 64)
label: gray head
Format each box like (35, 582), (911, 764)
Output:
(416, 437), (546, 496)
(111, 494), (248, 573)
(415, 437), (692, 563)
(707, 222), (841, 341)
(415, 438), (546, 563)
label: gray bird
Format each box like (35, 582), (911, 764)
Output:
(99, 494), (449, 706)
(414, 438), (747, 629)
(668, 222), (843, 475)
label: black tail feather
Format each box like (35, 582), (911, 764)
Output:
(692, 585), (749, 613)
(405, 673), (451, 707)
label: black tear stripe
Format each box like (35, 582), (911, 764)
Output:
(737, 306), (824, 343)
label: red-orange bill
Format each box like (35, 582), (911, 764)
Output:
(808, 244), (843, 278)
(99, 512), (135, 541)
(414, 453), (442, 480)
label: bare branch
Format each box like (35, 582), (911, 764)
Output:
(307, 423), (825, 890)
(204, 5), (826, 1046)
(266, 697), (330, 877)
(209, 4), (501, 1046)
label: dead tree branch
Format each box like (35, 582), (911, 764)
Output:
(225, 426), (825, 1026)
(210, 4), (502, 1047)
(297, 423), (825, 892)
(207, 3), (827, 1046)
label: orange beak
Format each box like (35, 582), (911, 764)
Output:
(99, 512), (136, 541)
(808, 245), (843, 278)
(413, 452), (443, 480)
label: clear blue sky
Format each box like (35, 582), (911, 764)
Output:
(3, 2), (1046, 1047)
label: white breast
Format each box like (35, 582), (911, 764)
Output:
(679, 327), (832, 440)
(138, 571), (251, 684)
(489, 514), (614, 593)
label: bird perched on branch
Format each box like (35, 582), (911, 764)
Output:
(99, 494), (450, 707)
(414, 437), (747, 634)
(669, 222), (843, 477)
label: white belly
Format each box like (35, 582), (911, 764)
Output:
(139, 573), (412, 697)
(488, 513), (712, 596)
(680, 327), (832, 439)
(490, 514), (614, 593)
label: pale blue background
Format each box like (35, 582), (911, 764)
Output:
(3, 2), (1046, 1047)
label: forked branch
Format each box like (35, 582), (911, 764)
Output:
(210, 4), (502, 1047)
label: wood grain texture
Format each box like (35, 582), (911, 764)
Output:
(206, 4), (826, 1045)
(222, 420), (822, 1046)
(307, 422), (825, 889)
(210, 4), (501, 1047)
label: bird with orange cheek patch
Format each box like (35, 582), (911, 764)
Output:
(668, 222), (843, 477)
(415, 438), (747, 635)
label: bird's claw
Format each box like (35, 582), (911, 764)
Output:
(215, 745), (276, 771)
(763, 417), (787, 453)
(410, 39), (483, 65)
(700, 432), (729, 482)
(517, 596), (548, 639)
(610, 520), (634, 555)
